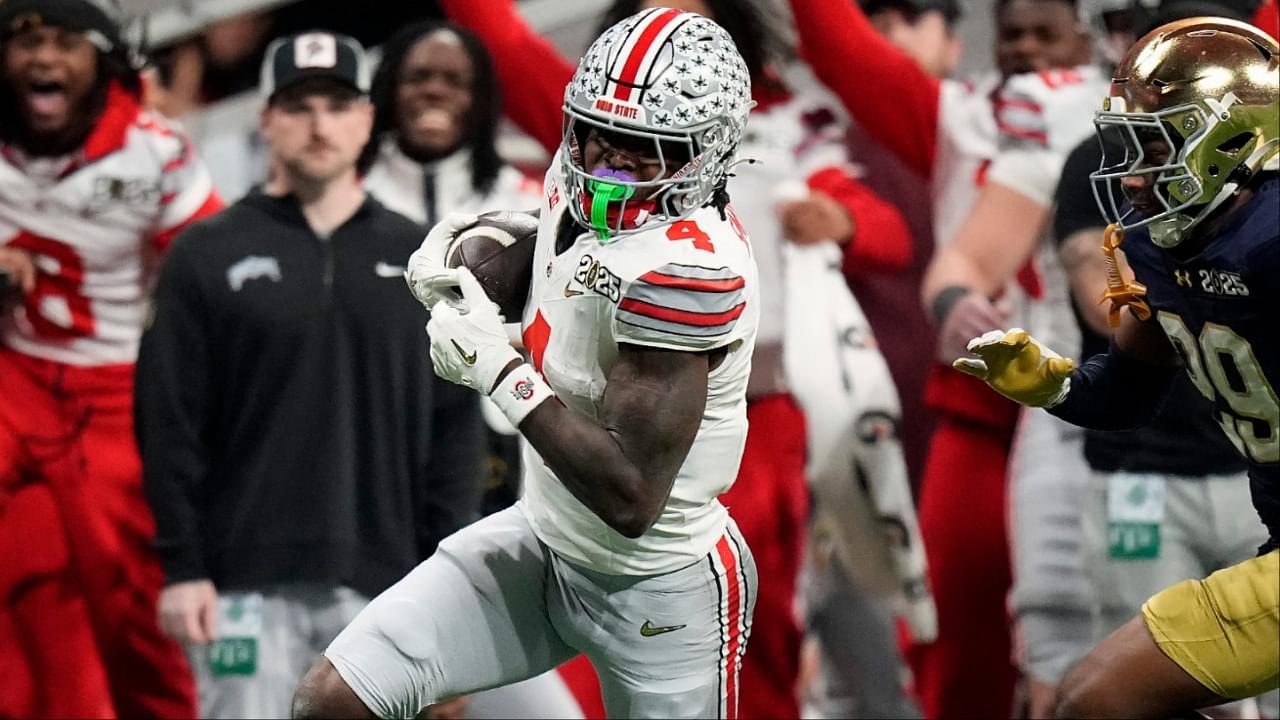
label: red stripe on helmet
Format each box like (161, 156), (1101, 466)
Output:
(611, 8), (682, 102)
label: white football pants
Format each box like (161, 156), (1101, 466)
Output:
(325, 503), (757, 719)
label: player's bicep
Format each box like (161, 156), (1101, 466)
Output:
(603, 343), (709, 491)
(939, 181), (1049, 296)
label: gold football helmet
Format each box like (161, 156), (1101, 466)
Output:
(1091, 17), (1279, 248)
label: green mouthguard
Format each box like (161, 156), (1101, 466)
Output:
(588, 179), (636, 242)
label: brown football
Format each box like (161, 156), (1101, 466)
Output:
(445, 210), (539, 320)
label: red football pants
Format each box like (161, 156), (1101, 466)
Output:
(909, 416), (1017, 718)
(719, 395), (809, 720)
(0, 348), (195, 718)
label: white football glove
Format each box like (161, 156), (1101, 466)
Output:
(406, 212), (479, 310)
(427, 267), (521, 394)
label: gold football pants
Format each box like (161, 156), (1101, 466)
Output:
(1142, 549), (1280, 699)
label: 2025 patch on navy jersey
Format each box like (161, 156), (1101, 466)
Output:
(1121, 178), (1280, 551)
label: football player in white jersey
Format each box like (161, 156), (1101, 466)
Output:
(0, 0), (219, 716)
(294, 10), (760, 719)
(436, 0), (926, 715)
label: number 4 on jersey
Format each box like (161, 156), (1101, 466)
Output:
(666, 220), (714, 253)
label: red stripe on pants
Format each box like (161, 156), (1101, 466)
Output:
(718, 395), (807, 719)
(716, 536), (742, 720)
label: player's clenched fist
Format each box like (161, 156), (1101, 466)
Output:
(952, 328), (1075, 407)
(426, 267), (521, 394)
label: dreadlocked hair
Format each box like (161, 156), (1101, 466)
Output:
(360, 20), (503, 196)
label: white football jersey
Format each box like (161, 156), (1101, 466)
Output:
(933, 65), (1107, 249)
(518, 154), (759, 575)
(0, 89), (219, 366)
(932, 73), (1002, 250)
(933, 66), (1107, 343)
(987, 66), (1109, 353)
(988, 66), (1110, 207)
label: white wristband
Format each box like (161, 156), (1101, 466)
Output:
(489, 364), (555, 427)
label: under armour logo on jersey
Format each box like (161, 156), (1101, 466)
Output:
(227, 256), (283, 292)
(1174, 269), (1193, 288)
(295, 33), (337, 69)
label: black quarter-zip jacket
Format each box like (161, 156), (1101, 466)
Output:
(136, 190), (483, 598)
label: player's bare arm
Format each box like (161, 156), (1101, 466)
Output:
(1059, 228), (1116, 337)
(922, 180), (1046, 361)
(922, 181), (1048, 303)
(516, 343), (717, 539)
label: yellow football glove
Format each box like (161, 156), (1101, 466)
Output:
(952, 328), (1076, 407)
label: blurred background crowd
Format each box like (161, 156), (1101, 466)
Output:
(1, 0), (1277, 718)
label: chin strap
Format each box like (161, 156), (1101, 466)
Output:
(588, 179), (635, 242)
(1099, 223), (1151, 328)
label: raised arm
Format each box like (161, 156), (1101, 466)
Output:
(788, 0), (941, 177)
(440, 0), (575, 154)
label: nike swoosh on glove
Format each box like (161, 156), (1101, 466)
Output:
(952, 328), (1075, 408)
(426, 267), (521, 394)
(406, 212), (478, 310)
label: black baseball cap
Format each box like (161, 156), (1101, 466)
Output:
(0, 0), (124, 52)
(260, 31), (370, 102)
(861, 0), (964, 24)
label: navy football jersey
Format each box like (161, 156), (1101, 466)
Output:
(1121, 178), (1280, 551)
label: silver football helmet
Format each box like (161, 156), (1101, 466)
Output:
(560, 8), (752, 241)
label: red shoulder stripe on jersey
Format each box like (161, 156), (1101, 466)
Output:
(637, 270), (745, 293)
(161, 137), (193, 174)
(995, 120), (1048, 146)
(619, 297), (745, 327)
(612, 8), (682, 101)
(82, 82), (142, 163)
(152, 192), (224, 253)
(994, 96), (1042, 115)
(136, 114), (178, 139)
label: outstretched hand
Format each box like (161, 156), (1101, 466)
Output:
(953, 328), (1075, 407)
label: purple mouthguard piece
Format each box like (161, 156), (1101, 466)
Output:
(592, 168), (638, 183)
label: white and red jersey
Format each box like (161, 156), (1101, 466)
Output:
(988, 66), (1111, 208)
(518, 155), (759, 575)
(987, 67), (1110, 353)
(932, 65), (1108, 250)
(0, 85), (221, 367)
